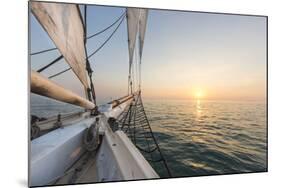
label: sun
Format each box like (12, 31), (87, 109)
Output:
(194, 89), (205, 99)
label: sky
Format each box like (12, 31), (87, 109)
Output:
(30, 3), (267, 103)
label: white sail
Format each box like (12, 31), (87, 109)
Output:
(126, 8), (140, 70)
(138, 9), (148, 59)
(31, 2), (89, 89)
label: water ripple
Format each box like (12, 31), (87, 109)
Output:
(145, 99), (267, 177)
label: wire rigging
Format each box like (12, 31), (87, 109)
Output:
(131, 51), (135, 93)
(139, 57), (142, 90)
(37, 55), (63, 73)
(30, 11), (126, 57)
(48, 12), (126, 79)
(138, 34), (142, 91)
(30, 47), (58, 56)
(48, 67), (71, 79)
(87, 11), (126, 40)
(135, 35), (140, 92)
(133, 43), (138, 92)
(87, 14), (126, 59)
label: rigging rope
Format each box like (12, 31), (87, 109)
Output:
(135, 36), (139, 92)
(30, 11), (125, 56)
(131, 52), (135, 93)
(139, 54), (141, 91)
(37, 55), (63, 73)
(48, 67), (71, 79)
(118, 93), (172, 177)
(48, 13), (126, 79)
(87, 14), (126, 59)
(138, 34), (142, 91)
(30, 47), (57, 56)
(87, 11), (126, 40)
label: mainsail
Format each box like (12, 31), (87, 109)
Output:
(31, 2), (89, 89)
(126, 8), (140, 70)
(126, 8), (148, 92)
(138, 9), (148, 59)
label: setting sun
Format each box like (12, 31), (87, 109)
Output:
(194, 89), (205, 99)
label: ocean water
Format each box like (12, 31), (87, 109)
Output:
(30, 94), (83, 118)
(30, 94), (267, 178)
(144, 99), (267, 177)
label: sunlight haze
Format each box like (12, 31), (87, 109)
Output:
(30, 5), (266, 102)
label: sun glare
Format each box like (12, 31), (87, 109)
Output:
(194, 89), (205, 99)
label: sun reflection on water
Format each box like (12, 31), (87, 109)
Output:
(196, 99), (202, 115)
(144, 99), (267, 176)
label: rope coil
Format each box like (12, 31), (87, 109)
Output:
(83, 118), (100, 152)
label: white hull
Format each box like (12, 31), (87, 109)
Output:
(30, 99), (159, 187)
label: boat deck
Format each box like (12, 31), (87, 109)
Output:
(54, 151), (98, 185)
(30, 99), (159, 187)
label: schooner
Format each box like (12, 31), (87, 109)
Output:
(29, 1), (171, 187)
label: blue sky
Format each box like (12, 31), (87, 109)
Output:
(30, 3), (266, 103)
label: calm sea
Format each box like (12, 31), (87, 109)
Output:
(30, 95), (267, 178)
(144, 99), (267, 177)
